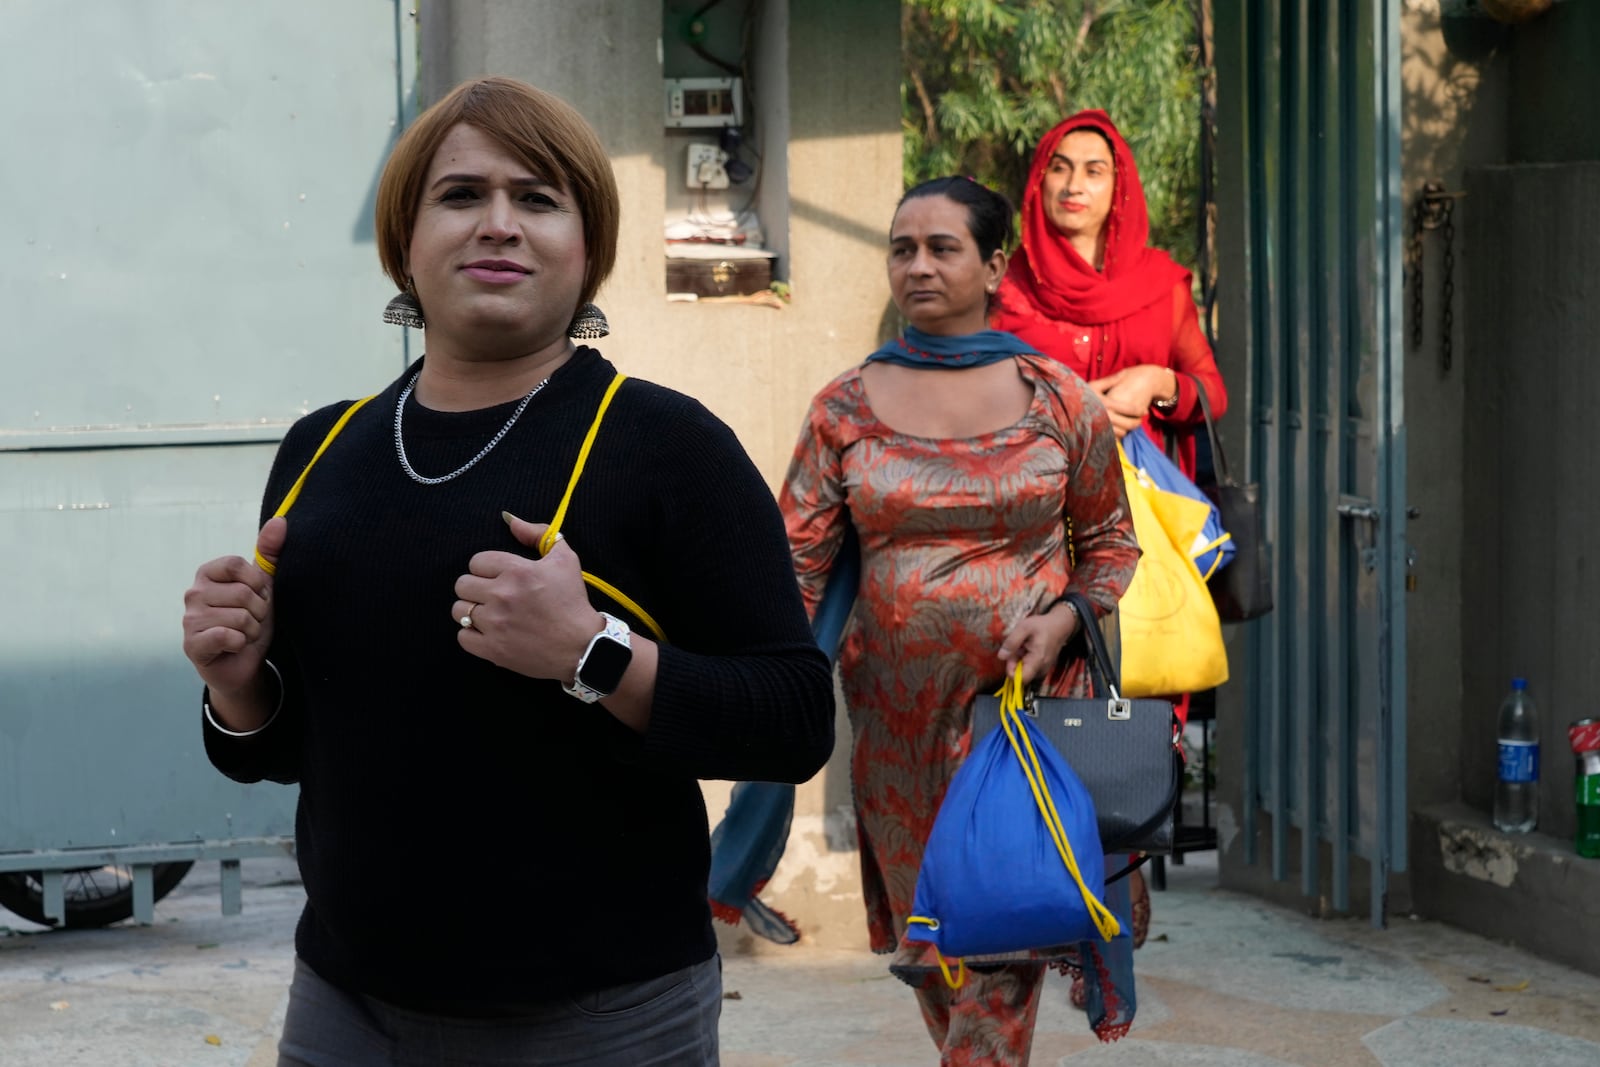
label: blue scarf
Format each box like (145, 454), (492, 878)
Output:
(866, 325), (1041, 368)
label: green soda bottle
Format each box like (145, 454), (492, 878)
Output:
(1572, 719), (1600, 860)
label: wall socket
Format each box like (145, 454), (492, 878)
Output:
(686, 144), (730, 190)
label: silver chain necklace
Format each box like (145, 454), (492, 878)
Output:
(393, 368), (549, 485)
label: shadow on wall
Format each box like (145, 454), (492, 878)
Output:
(1403, 7), (1509, 202)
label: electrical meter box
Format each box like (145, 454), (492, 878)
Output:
(664, 77), (743, 128)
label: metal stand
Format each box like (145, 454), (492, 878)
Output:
(1151, 688), (1218, 891)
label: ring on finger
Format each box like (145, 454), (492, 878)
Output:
(459, 604), (479, 631)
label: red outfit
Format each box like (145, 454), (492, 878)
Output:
(992, 109), (1228, 480)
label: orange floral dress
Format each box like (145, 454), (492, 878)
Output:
(780, 354), (1139, 979)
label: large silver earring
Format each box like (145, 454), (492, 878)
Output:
(383, 285), (425, 329)
(567, 302), (609, 339)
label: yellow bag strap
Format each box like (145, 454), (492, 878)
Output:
(253, 373), (666, 645)
(1194, 532), (1233, 580)
(255, 395), (378, 575)
(536, 374), (667, 643)
(908, 664), (1121, 989)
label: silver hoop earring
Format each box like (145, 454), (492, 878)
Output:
(567, 303), (609, 339)
(383, 283), (425, 330)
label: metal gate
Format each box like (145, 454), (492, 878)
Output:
(1213, 0), (1408, 925)
(0, 1), (415, 922)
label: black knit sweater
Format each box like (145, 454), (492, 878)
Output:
(203, 347), (834, 1012)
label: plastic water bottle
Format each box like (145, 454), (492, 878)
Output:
(1494, 678), (1539, 833)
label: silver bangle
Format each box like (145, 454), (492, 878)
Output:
(1154, 371), (1180, 410)
(203, 660), (285, 737)
(1048, 596), (1081, 620)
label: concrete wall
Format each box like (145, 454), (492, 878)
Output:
(1505, 0), (1600, 164)
(1401, 0), (1600, 972)
(421, 0), (903, 949)
(1399, 0), (1511, 844)
(1404, 0), (1600, 844)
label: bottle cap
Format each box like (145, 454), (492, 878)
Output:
(1511, 677), (1527, 691)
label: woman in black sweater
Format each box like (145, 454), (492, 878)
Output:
(179, 76), (833, 1066)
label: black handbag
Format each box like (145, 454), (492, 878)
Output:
(1190, 378), (1273, 621)
(971, 593), (1182, 858)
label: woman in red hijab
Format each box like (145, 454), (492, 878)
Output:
(993, 109), (1228, 973)
(992, 110), (1226, 478)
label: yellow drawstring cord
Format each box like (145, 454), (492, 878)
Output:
(255, 395), (377, 575)
(257, 374), (666, 643)
(996, 664), (1121, 942)
(535, 374), (666, 643)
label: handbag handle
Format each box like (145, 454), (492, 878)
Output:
(1061, 591), (1125, 701)
(1058, 593), (1186, 864)
(1183, 375), (1238, 489)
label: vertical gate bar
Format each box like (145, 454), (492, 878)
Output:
(1329, 0), (1357, 914)
(131, 863), (155, 924)
(1367, 0), (1393, 927)
(40, 869), (66, 925)
(1218, 0), (1264, 868)
(1256, 0), (1290, 885)
(220, 859), (244, 917)
(1237, 0), (1266, 867)
(1299, 0), (1324, 908)
(1375, 0), (1409, 913)
(1271, 0), (1298, 885)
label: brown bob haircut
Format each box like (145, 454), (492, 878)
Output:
(374, 77), (620, 309)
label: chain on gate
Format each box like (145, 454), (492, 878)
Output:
(1408, 181), (1465, 372)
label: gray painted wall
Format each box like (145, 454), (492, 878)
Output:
(1400, 2), (1511, 845)
(1461, 161), (1600, 844)
(1508, 1), (1600, 164)
(1414, 0), (1600, 847)
(1390, 1), (1600, 951)
(0, 0), (413, 858)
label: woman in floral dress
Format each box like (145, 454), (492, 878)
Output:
(779, 176), (1140, 1063)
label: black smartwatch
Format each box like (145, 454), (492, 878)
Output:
(562, 612), (633, 703)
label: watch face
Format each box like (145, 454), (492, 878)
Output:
(579, 634), (633, 696)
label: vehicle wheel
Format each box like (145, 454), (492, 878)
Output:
(0, 862), (194, 929)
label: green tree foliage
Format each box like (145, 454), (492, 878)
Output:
(903, 0), (1202, 267)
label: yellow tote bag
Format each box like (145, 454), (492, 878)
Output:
(1117, 447), (1230, 698)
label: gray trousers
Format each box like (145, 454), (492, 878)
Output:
(277, 956), (721, 1067)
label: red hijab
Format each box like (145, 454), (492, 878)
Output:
(994, 111), (1188, 366)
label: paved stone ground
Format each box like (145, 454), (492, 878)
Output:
(2, 853), (1597, 1066)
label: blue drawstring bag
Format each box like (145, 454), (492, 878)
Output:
(907, 667), (1120, 984)
(1122, 427), (1235, 579)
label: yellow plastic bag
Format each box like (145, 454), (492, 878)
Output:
(1117, 447), (1230, 698)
